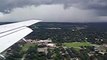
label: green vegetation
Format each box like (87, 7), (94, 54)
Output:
(25, 45), (47, 60)
(63, 42), (92, 48)
(21, 43), (36, 52)
(5, 22), (107, 60)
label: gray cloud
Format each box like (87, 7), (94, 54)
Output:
(0, 5), (100, 22)
(0, 0), (107, 22)
(0, 0), (107, 16)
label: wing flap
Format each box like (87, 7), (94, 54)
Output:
(0, 27), (32, 53)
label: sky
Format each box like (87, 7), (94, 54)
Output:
(0, 0), (107, 22)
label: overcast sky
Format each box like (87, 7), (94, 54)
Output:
(0, 0), (107, 22)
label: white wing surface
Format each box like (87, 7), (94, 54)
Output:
(0, 20), (41, 53)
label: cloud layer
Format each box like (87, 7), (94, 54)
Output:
(0, 0), (107, 14)
(0, 0), (107, 22)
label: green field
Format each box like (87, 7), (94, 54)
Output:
(63, 42), (92, 48)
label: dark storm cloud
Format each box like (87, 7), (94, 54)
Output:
(0, 0), (107, 15)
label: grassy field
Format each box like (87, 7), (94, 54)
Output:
(63, 42), (92, 48)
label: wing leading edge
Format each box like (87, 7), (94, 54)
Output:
(0, 20), (41, 53)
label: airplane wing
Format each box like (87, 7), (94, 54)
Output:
(0, 20), (41, 53)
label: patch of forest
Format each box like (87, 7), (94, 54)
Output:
(26, 22), (107, 44)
